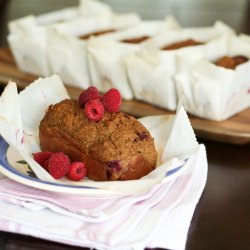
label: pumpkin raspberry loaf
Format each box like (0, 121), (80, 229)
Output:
(39, 99), (157, 181)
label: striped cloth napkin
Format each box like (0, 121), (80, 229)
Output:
(0, 144), (207, 250)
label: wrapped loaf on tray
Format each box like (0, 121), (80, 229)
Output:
(175, 34), (250, 121)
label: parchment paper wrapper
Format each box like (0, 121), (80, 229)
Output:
(126, 43), (204, 110)
(0, 75), (69, 182)
(35, 7), (78, 25)
(78, 0), (112, 17)
(78, 0), (140, 28)
(87, 38), (139, 99)
(239, 33), (250, 44)
(125, 21), (235, 111)
(8, 16), (50, 76)
(87, 17), (180, 100)
(175, 34), (250, 121)
(46, 28), (90, 89)
(0, 75), (202, 196)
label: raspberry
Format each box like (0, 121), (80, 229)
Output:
(67, 162), (87, 181)
(102, 88), (121, 112)
(85, 98), (104, 121)
(43, 159), (50, 171)
(78, 86), (100, 108)
(137, 132), (148, 141)
(47, 152), (70, 179)
(33, 151), (53, 170)
(107, 160), (121, 172)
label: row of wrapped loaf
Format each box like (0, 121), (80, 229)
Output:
(8, 0), (250, 121)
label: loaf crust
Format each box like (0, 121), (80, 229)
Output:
(78, 29), (116, 40)
(39, 99), (158, 181)
(215, 55), (248, 69)
(121, 36), (150, 44)
(161, 39), (203, 50)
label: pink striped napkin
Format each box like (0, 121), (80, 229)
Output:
(0, 144), (207, 250)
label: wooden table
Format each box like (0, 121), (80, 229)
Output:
(0, 1), (250, 250)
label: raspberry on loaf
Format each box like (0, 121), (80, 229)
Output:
(39, 99), (157, 181)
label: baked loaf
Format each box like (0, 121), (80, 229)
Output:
(39, 99), (158, 181)
(78, 29), (116, 40)
(121, 36), (150, 44)
(215, 55), (249, 69)
(161, 39), (203, 50)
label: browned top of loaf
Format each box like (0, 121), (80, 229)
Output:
(161, 39), (203, 50)
(78, 29), (116, 40)
(215, 55), (249, 69)
(39, 99), (157, 181)
(121, 35), (150, 44)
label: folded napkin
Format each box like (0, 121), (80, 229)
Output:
(0, 144), (207, 250)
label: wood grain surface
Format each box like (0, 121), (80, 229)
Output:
(0, 47), (249, 145)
